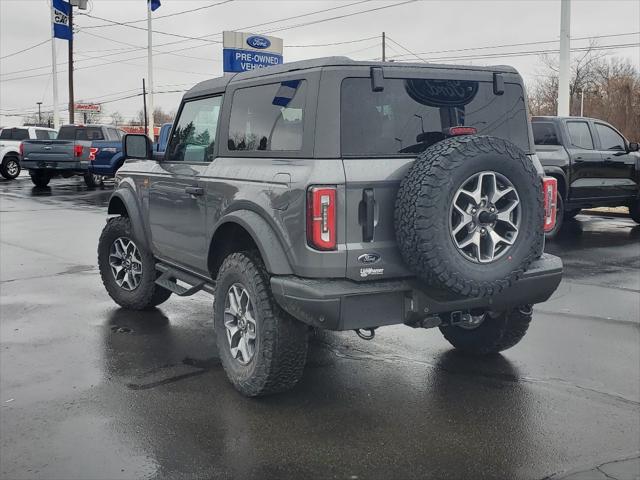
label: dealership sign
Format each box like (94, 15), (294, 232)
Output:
(74, 103), (101, 113)
(223, 31), (283, 73)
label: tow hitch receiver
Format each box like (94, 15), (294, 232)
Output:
(355, 328), (376, 340)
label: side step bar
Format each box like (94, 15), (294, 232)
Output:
(155, 263), (216, 297)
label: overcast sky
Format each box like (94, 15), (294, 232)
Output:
(1, 0), (639, 127)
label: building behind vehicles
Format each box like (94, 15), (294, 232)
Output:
(532, 116), (640, 236)
(0, 126), (57, 180)
(98, 57), (562, 397)
(20, 124), (126, 188)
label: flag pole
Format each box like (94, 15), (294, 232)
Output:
(147, 2), (154, 139)
(51, 0), (60, 130)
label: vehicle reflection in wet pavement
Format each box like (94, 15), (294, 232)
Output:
(1, 175), (638, 479)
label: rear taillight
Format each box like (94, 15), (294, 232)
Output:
(542, 177), (558, 232)
(88, 147), (99, 161)
(74, 144), (83, 157)
(307, 186), (337, 251)
(19, 142), (24, 157)
(448, 126), (477, 136)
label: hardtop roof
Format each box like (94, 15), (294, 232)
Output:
(184, 56), (520, 99)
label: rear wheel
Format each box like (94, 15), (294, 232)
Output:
(214, 252), (308, 397)
(565, 208), (581, 219)
(84, 172), (103, 188)
(439, 306), (533, 355)
(98, 216), (172, 310)
(0, 155), (21, 180)
(30, 171), (51, 188)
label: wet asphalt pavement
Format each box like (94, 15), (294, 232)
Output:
(0, 174), (638, 480)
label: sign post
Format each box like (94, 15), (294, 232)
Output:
(223, 31), (283, 73)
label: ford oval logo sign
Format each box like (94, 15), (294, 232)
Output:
(246, 36), (271, 49)
(357, 253), (381, 265)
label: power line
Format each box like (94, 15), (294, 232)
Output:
(286, 36), (380, 48)
(385, 36), (427, 62)
(81, 0), (235, 29)
(0, 39), (51, 60)
(384, 31), (640, 60)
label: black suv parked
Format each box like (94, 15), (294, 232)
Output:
(98, 58), (563, 396)
(532, 116), (639, 236)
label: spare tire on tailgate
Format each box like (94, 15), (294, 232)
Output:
(395, 135), (543, 297)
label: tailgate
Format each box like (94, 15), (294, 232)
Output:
(342, 158), (415, 281)
(22, 140), (76, 163)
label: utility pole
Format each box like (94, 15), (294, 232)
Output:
(50, 1), (60, 130)
(147, 4), (155, 139)
(67, 4), (75, 125)
(382, 31), (386, 62)
(580, 88), (584, 116)
(557, 0), (571, 116)
(37, 102), (43, 125)
(68, 5), (74, 124)
(143, 78), (148, 136)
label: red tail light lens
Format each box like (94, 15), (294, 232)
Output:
(448, 126), (477, 136)
(74, 144), (83, 157)
(19, 142), (24, 157)
(542, 177), (558, 232)
(88, 147), (99, 161)
(307, 186), (337, 251)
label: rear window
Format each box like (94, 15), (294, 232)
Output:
(58, 126), (105, 141)
(228, 80), (306, 152)
(341, 78), (530, 155)
(532, 122), (560, 145)
(35, 129), (57, 140)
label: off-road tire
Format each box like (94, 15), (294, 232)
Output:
(0, 155), (21, 180)
(30, 171), (51, 188)
(439, 306), (533, 355)
(545, 192), (564, 240)
(98, 216), (172, 310)
(84, 172), (103, 188)
(629, 200), (640, 224)
(214, 252), (308, 397)
(395, 135), (544, 297)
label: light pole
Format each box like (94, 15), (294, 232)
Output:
(37, 102), (43, 125)
(68, 0), (88, 124)
(557, 0), (571, 116)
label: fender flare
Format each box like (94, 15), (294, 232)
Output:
(212, 210), (293, 275)
(0, 146), (19, 164)
(543, 166), (568, 199)
(107, 187), (150, 248)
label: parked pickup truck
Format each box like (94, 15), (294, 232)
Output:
(532, 116), (640, 236)
(21, 124), (126, 188)
(0, 126), (57, 180)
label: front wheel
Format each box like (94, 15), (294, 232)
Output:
(0, 156), (21, 180)
(214, 252), (308, 397)
(98, 216), (172, 310)
(30, 171), (51, 188)
(629, 200), (640, 224)
(439, 306), (533, 355)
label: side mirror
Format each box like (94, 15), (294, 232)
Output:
(122, 134), (152, 160)
(628, 142), (639, 152)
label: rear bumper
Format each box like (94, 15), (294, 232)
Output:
(271, 254), (563, 331)
(22, 159), (89, 172)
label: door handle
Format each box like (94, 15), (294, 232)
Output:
(361, 188), (375, 242)
(185, 186), (204, 196)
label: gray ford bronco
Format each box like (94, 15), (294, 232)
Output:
(98, 57), (563, 397)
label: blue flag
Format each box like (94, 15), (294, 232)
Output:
(148, 0), (161, 11)
(52, 0), (71, 41)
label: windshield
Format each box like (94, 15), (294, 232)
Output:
(341, 78), (530, 156)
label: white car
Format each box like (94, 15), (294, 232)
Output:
(0, 126), (57, 180)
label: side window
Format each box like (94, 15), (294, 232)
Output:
(107, 128), (120, 141)
(12, 128), (29, 140)
(566, 121), (594, 150)
(166, 96), (222, 163)
(0, 129), (11, 140)
(228, 80), (306, 152)
(595, 123), (625, 151)
(532, 122), (560, 145)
